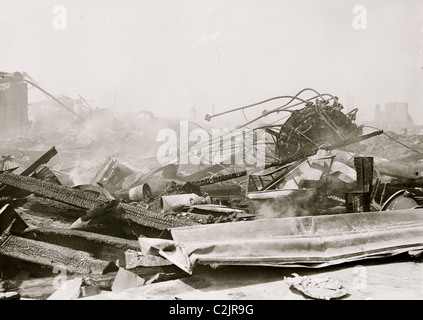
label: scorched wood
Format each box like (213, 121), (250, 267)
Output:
(0, 235), (116, 274)
(0, 172), (199, 230)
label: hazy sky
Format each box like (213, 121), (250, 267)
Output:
(1, 0), (422, 124)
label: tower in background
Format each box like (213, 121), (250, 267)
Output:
(0, 72), (29, 136)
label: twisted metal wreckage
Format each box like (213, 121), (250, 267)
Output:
(138, 88), (423, 274)
(0, 80), (423, 298)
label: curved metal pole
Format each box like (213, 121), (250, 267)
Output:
(237, 94), (335, 129)
(205, 88), (334, 122)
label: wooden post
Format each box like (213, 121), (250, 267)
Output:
(345, 157), (374, 213)
(354, 157), (374, 194)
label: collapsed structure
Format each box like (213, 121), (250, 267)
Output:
(0, 72), (422, 299)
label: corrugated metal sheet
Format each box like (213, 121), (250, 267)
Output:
(139, 209), (423, 274)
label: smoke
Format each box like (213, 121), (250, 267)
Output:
(0, 0), (421, 125)
(1, 0), (422, 186)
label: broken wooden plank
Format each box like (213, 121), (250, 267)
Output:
(0, 235), (117, 274)
(23, 227), (140, 250)
(23, 196), (86, 219)
(22, 227), (141, 265)
(0, 204), (28, 235)
(0, 146), (58, 196)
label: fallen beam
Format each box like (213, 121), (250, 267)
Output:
(0, 172), (200, 230)
(21, 227), (169, 268)
(0, 147), (58, 196)
(19, 147), (58, 177)
(24, 196), (86, 219)
(0, 235), (117, 274)
(23, 227), (140, 251)
(0, 204), (28, 235)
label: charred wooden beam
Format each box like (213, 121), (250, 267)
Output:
(0, 172), (199, 230)
(22, 227), (141, 265)
(24, 196), (86, 219)
(119, 203), (200, 230)
(20, 147), (58, 176)
(0, 235), (117, 274)
(23, 227), (140, 250)
(0, 204), (28, 235)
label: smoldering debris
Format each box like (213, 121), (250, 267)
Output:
(0, 85), (423, 299)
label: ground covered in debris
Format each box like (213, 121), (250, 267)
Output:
(1, 90), (423, 300)
(81, 255), (423, 300)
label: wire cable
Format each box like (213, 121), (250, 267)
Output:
(364, 125), (423, 156)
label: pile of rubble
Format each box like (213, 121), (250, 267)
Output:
(0, 89), (422, 300)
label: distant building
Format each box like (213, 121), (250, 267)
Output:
(374, 102), (413, 129)
(0, 72), (29, 136)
